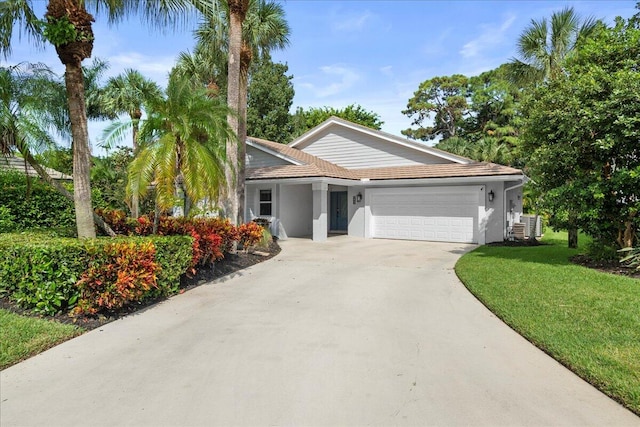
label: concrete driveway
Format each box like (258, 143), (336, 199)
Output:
(1, 236), (638, 427)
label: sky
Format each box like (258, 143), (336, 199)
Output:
(2, 0), (637, 155)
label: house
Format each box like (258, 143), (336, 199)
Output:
(0, 156), (72, 181)
(244, 117), (526, 244)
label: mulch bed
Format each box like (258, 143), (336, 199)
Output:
(570, 254), (640, 279)
(487, 239), (639, 279)
(0, 240), (281, 331)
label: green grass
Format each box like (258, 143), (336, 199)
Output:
(456, 231), (640, 415)
(0, 309), (83, 370)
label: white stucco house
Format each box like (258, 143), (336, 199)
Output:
(244, 117), (526, 244)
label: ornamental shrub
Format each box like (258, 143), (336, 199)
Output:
(0, 170), (75, 230)
(238, 221), (264, 251)
(0, 233), (193, 316)
(99, 211), (235, 268)
(0, 234), (86, 315)
(0, 206), (16, 233)
(74, 241), (160, 315)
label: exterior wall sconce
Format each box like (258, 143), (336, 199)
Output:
(356, 192), (362, 203)
(488, 190), (495, 202)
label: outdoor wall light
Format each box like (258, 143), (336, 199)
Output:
(356, 192), (363, 203)
(488, 190), (495, 202)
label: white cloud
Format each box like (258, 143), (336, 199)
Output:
(107, 52), (175, 85)
(379, 65), (393, 77)
(332, 11), (374, 32)
(298, 65), (360, 98)
(460, 13), (517, 59)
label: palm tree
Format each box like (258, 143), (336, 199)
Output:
(102, 69), (162, 152)
(508, 7), (598, 85)
(102, 69), (162, 218)
(0, 62), (116, 235)
(122, 72), (235, 218)
(195, 0), (289, 225)
(0, 0), (202, 238)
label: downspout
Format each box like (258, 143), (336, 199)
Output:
(503, 176), (529, 240)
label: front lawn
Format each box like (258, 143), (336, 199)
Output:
(0, 309), (83, 370)
(455, 231), (640, 415)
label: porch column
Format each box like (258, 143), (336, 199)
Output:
(312, 182), (328, 242)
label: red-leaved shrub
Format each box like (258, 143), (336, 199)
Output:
(74, 241), (160, 315)
(238, 221), (264, 250)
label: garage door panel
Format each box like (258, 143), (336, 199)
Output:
(369, 187), (478, 243)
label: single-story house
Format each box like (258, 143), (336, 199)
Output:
(244, 117), (526, 244)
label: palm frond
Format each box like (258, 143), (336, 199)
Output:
(0, 0), (44, 58)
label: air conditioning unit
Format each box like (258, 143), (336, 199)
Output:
(520, 215), (542, 238)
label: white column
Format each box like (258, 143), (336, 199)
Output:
(312, 182), (328, 242)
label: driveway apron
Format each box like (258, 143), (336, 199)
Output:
(1, 236), (638, 426)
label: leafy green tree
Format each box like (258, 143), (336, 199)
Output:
(523, 17), (640, 249)
(0, 0), (202, 238)
(402, 74), (469, 141)
(292, 104), (383, 138)
(246, 55), (294, 143)
(91, 147), (135, 213)
(34, 146), (73, 176)
(122, 73), (235, 218)
(508, 6), (598, 85)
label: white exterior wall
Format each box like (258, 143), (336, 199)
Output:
(484, 181), (505, 244)
(299, 127), (451, 169)
(246, 145), (291, 168)
(279, 184), (313, 237)
(347, 186), (365, 238)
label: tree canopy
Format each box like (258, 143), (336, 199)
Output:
(246, 55), (294, 143)
(522, 16), (640, 248)
(291, 104), (383, 139)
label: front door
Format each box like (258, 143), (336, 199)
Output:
(330, 191), (348, 232)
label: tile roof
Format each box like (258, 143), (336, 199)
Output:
(246, 137), (523, 182)
(0, 156), (73, 180)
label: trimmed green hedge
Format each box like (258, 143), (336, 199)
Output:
(0, 233), (193, 315)
(0, 171), (75, 232)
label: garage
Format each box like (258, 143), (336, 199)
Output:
(368, 186), (480, 243)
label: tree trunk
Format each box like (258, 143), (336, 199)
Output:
(47, 0), (96, 238)
(568, 227), (578, 249)
(65, 62), (96, 238)
(131, 117), (141, 218)
(236, 45), (251, 226)
(225, 0), (249, 226)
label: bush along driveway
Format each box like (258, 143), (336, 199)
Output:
(456, 231), (640, 416)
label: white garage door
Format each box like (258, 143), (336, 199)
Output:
(369, 187), (479, 243)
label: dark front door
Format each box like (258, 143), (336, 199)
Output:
(330, 191), (348, 232)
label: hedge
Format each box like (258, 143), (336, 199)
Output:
(0, 171), (75, 232)
(0, 233), (193, 316)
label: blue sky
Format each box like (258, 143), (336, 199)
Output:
(2, 0), (637, 153)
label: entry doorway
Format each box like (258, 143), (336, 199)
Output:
(330, 191), (348, 232)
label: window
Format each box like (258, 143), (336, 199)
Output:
(259, 189), (272, 216)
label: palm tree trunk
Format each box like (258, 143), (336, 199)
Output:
(237, 64), (249, 226)
(225, 0), (248, 226)
(131, 117), (140, 218)
(65, 62), (96, 238)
